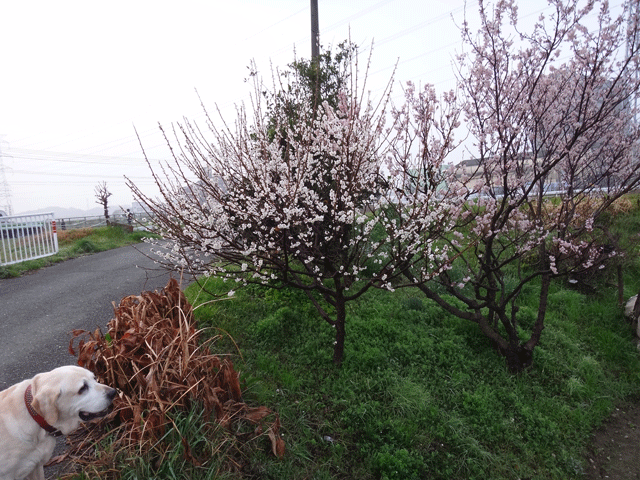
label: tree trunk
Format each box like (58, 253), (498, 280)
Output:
(502, 343), (534, 374)
(479, 313), (534, 373)
(332, 297), (346, 366)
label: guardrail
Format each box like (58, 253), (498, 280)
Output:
(0, 213), (59, 266)
(55, 212), (142, 231)
(55, 215), (108, 230)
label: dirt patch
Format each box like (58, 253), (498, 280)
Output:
(585, 403), (640, 479)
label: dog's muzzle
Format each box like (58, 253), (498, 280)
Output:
(79, 387), (117, 421)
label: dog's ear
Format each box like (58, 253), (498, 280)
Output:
(31, 374), (61, 426)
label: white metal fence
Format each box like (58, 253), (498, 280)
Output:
(0, 213), (59, 266)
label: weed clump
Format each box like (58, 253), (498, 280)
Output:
(63, 278), (283, 476)
(73, 239), (98, 253)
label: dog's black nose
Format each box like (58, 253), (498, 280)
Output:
(106, 388), (117, 401)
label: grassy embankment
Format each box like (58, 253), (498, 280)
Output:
(99, 202), (640, 480)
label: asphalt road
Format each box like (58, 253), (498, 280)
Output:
(0, 243), (186, 390)
(0, 242), (193, 478)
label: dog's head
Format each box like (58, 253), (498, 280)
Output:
(30, 365), (117, 435)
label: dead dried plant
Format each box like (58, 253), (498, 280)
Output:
(56, 278), (284, 476)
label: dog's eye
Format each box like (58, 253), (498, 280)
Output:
(78, 383), (88, 394)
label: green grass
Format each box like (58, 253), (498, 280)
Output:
(138, 272), (640, 480)
(116, 407), (243, 480)
(70, 405), (244, 480)
(54, 203), (640, 479)
(0, 226), (156, 278)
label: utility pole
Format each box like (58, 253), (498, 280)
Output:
(311, 0), (319, 61)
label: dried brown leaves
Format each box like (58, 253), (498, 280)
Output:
(62, 278), (284, 472)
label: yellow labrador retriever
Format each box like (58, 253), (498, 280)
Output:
(0, 365), (116, 480)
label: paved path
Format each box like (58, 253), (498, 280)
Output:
(0, 243), (183, 389)
(0, 243), (188, 479)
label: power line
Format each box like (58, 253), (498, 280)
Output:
(7, 147), (165, 166)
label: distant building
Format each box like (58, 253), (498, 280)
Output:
(453, 156), (563, 194)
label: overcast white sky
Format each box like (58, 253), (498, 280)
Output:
(0, 0), (612, 215)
